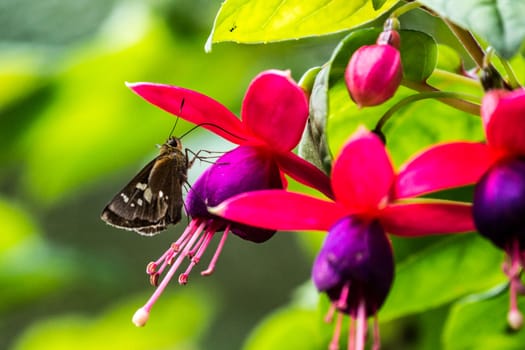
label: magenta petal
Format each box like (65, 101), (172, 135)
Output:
(396, 142), (493, 198)
(127, 82), (248, 144)
(483, 88), (525, 156)
(380, 201), (475, 236)
(241, 70), (309, 152)
(210, 190), (347, 231)
(332, 128), (394, 213)
(275, 152), (334, 199)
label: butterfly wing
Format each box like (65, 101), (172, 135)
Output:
(100, 154), (185, 236)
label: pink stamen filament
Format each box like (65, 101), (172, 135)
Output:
(337, 282), (351, 310)
(329, 311), (344, 350)
(135, 220), (207, 319)
(324, 303), (336, 323)
(201, 224), (230, 276)
(354, 298), (367, 350)
(507, 238), (524, 329)
(179, 227), (217, 284)
(150, 220), (203, 279)
(348, 316), (355, 350)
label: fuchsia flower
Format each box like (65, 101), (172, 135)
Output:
(345, 26), (402, 107)
(212, 128), (484, 350)
(469, 88), (525, 329)
(126, 70), (332, 326)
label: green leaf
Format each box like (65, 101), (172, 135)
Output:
(372, 0), (388, 11)
(380, 234), (506, 322)
(298, 66), (332, 174)
(399, 30), (437, 81)
(206, 0), (399, 48)
(329, 28), (437, 85)
(418, 0), (525, 59)
(12, 289), (215, 350)
(443, 285), (525, 350)
(243, 306), (324, 350)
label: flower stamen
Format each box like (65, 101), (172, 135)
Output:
(506, 238), (524, 330)
(329, 311), (344, 350)
(201, 224), (230, 276)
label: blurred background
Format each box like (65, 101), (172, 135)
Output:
(0, 0), (339, 349)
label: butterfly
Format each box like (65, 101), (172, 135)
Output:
(101, 136), (189, 235)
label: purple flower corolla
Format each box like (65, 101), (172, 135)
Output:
(466, 88), (525, 329)
(127, 70), (332, 326)
(212, 128), (480, 350)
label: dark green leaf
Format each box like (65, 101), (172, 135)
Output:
(299, 66), (332, 174)
(418, 0), (525, 58)
(380, 234), (505, 322)
(443, 284), (525, 350)
(372, 0), (389, 11)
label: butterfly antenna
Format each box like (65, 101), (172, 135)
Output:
(167, 99), (185, 139)
(179, 122), (246, 142)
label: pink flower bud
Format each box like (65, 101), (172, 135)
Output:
(345, 43), (403, 107)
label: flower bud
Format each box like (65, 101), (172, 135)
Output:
(345, 38), (403, 107)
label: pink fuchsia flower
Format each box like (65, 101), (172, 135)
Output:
(470, 88), (525, 329)
(211, 128), (482, 350)
(127, 70), (332, 327)
(345, 28), (402, 107)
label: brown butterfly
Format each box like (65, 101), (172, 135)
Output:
(101, 136), (188, 235)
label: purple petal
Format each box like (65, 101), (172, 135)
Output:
(127, 82), (248, 144)
(241, 70), (309, 152)
(186, 145), (283, 243)
(312, 216), (394, 315)
(473, 158), (525, 249)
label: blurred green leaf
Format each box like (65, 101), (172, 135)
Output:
(206, 0), (398, 47)
(443, 284), (525, 350)
(17, 10), (257, 206)
(418, 0), (525, 58)
(380, 234), (505, 322)
(243, 306), (323, 350)
(11, 288), (215, 350)
(0, 198), (36, 253)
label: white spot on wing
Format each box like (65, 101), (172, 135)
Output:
(120, 193), (129, 203)
(137, 198), (143, 206)
(159, 190), (164, 198)
(136, 183), (148, 190)
(144, 188), (153, 203)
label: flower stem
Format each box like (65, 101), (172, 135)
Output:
(402, 79), (480, 115)
(374, 90), (480, 133)
(444, 19), (485, 68)
(390, 1), (422, 18)
(501, 59), (521, 89)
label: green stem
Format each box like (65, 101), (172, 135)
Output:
(390, 1), (422, 18)
(374, 91), (480, 133)
(431, 68), (482, 90)
(501, 59), (521, 88)
(402, 79), (481, 115)
(444, 19), (485, 68)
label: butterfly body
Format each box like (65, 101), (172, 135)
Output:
(101, 136), (188, 235)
